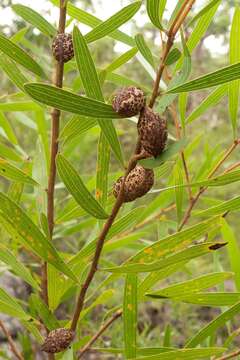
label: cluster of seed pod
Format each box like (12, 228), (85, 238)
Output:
(112, 86), (168, 203)
(52, 33), (74, 63)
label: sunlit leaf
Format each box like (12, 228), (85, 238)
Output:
(124, 274), (138, 359)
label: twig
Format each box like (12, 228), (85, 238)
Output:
(0, 320), (24, 360)
(40, 2), (67, 359)
(41, 0), (67, 308)
(70, 151), (147, 332)
(215, 349), (240, 360)
(77, 310), (122, 358)
(178, 139), (240, 231)
(149, 0), (196, 108)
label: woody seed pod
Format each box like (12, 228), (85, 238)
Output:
(52, 33), (74, 63)
(137, 106), (168, 157)
(112, 86), (145, 117)
(41, 328), (74, 353)
(113, 165), (154, 202)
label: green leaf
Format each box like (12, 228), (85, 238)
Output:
(0, 192), (78, 282)
(60, 115), (97, 144)
(30, 294), (60, 331)
(146, 0), (166, 30)
(73, 26), (123, 164)
(0, 158), (37, 185)
(124, 274), (138, 359)
(139, 138), (188, 169)
(57, 154), (108, 219)
(0, 54), (29, 93)
(174, 293), (240, 307)
(0, 112), (18, 144)
(105, 242), (227, 273)
(12, 5), (56, 37)
(174, 162), (184, 225)
(186, 302), (240, 347)
(96, 132), (110, 208)
(222, 219), (240, 292)
(157, 31), (191, 112)
(50, 0), (135, 46)
(85, 2), (142, 44)
(105, 47), (138, 73)
(188, 0), (222, 26)
(229, 7), (240, 137)
(165, 48), (182, 66)
(0, 34), (44, 76)
(0, 143), (22, 163)
(0, 287), (31, 321)
(186, 84), (227, 124)
(135, 34), (154, 68)
(168, 62), (240, 93)
(135, 348), (226, 360)
(10, 26), (29, 43)
(146, 272), (233, 298)
(194, 196), (240, 217)
(0, 245), (39, 289)
(0, 101), (41, 112)
(24, 83), (121, 119)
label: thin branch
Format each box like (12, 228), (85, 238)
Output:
(178, 139), (240, 231)
(215, 349), (240, 360)
(149, 0), (196, 108)
(41, 0), (67, 307)
(77, 310), (122, 359)
(0, 320), (24, 360)
(70, 150), (147, 332)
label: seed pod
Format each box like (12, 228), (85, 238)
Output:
(113, 165), (154, 202)
(41, 328), (74, 353)
(138, 106), (168, 157)
(112, 86), (145, 117)
(52, 33), (74, 63)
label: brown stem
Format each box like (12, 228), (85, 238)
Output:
(41, 0), (67, 307)
(77, 310), (122, 358)
(215, 349), (240, 360)
(70, 151), (147, 332)
(149, 0), (195, 108)
(178, 139), (240, 231)
(0, 320), (24, 360)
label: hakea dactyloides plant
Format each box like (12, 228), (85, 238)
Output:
(1, 0), (240, 359)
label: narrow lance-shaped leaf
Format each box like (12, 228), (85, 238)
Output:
(221, 219), (240, 292)
(146, 272), (233, 299)
(229, 7), (240, 137)
(105, 47), (138, 73)
(50, 0), (135, 46)
(194, 196), (240, 217)
(24, 83), (121, 119)
(12, 4), (56, 37)
(0, 245), (39, 290)
(135, 34), (154, 68)
(85, 1), (142, 44)
(105, 242), (227, 273)
(157, 30), (191, 113)
(135, 348), (226, 360)
(103, 217), (222, 272)
(168, 62), (240, 93)
(73, 26), (123, 164)
(0, 54), (29, 93)
(0, 288), (32, 321)
(57, 154), (108, 219)
(0, 192), (78, 282)
(186, 301), (240, 348)
(59, 115), (97, 145)
(186, 84), (228, 124)
(165, 48), (182, 66)
(172, 293), (240, 307)
(0, 34), (44, 76)
(0, 158), (38, 185)
(124, 274), (138, 359)
(139, 138), (188, 169)
(188, 0), (222, 26)
(96, 132), (110, 208)
(146, 0), (166, 30)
